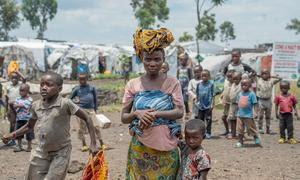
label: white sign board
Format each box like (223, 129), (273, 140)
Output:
(272, 42), (300, 80)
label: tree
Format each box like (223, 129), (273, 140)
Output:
(130, 0), (169, 29)
(219, 21), (236, 47)
(195, 0), (226, 62)
(196, 12), (218, 41)
(0, 0), (20, 41)
(286, 18), (300, 34)
(179, 32), (194, 42)
(22, 0), (57, 39)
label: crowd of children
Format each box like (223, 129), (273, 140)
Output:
(171, 50), (298, 179)
(176, 50), (298, 148)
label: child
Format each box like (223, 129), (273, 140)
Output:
(235, 78), (261, 148)
(2, 72), (98, 180)
(13, 84), (34, 152)
(275, 80), (298, 144)
(188, 65), (203, 118)
(227, 72), (242, 139)
(177, 119), (211, 180)
(3, 72), (23, 146)
(256, 69), (281, 134)
(177, 53), (193, 116)
(160, 62), (169, 74)
(123, 62), (131, 84)
(220, 69), (235, 136)
(224, 50), (255, 76)
(70, 73), (104, 151)
(195, 69), (214, 139)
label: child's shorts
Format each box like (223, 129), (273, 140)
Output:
(223, 103), (230, 116)
(257, 97), (272, 110)
(229, 103), (238, 121)
(26, 145), (71, 180)
(16, 120), (34, 141)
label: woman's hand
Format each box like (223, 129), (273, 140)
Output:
(134, 109), (156, 128)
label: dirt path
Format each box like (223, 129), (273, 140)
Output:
(0, 110), (299, 180)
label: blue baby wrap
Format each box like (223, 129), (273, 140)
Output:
(129, 90), (181, 136)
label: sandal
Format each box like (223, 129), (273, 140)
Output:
(81, 146), (89, 152)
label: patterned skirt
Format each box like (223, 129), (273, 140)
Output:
(126, 136), (179, 180)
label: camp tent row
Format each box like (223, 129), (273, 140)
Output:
(0, 39), (136, 79)
(0, 39), (271, 80)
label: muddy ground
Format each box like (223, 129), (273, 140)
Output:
(0, 109), (299, 180)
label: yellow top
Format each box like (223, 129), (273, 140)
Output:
(7, 60), (19, 77)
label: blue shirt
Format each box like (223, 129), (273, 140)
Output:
(69, 84), (97, 110)
(236, 91), (257, 118)
(15, 96), (33, 121)
(196, 81), (214, 110)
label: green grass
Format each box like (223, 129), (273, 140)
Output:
(98, 79), (125, 92)
(94, 72), (141, 80)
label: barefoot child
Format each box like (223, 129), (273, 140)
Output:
(220, 69), (235, 136)
(2, 72), (98, 180)
(235, 78), (261, 148)
(188, 65), (203, 118)
(227, 72), (242, 139)
(256, 69), (281, 134)
(275, 80), (298, 144)
(195, 69), (214, 139)
(177, 119), (211, 180)
(13, 84), (33, 152)
(70, 73), (104, 151)
(3, 72), (23, 146)
(177, 53), (193, 116)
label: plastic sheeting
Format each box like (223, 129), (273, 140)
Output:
(0, 45), (39, 78)
(0, 41), (50, 72)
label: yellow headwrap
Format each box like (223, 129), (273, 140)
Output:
(133, 28), (174, 62)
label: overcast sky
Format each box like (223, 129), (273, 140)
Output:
(11, 0), (300, 48)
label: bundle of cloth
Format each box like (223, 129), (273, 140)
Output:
(82, 149), (108, 180)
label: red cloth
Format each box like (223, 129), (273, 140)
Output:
(274, 94), (297, 113)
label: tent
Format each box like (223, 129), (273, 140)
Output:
(199, 52), (269, 78)
(0, 45), (39, 78)
(54, 47), (100, 79)
(0, 41), (46, 72)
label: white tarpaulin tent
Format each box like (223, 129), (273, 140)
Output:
(0, 44), (39, 78)
(199, 52), (269, 78)
(0, 41), (46, 71)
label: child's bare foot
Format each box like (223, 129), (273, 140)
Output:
(25, 147), (32, 152)
(14, 146), (24, 152)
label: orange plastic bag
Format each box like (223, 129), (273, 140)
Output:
(82, 149), (108, 180)
(7, 60), (19, 77)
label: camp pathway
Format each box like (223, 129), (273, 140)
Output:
(0, 110), (299, 180)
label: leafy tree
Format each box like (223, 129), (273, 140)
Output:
(195, 0), (226, 62)
(179, 32), (194, 42)
(219, 21), (236, 47)
(22, 0), (57, 39)
(196, 12), (217, 41)
(286, 18), (300, 34)
(130, 0), (169, 29)
(0, 0), (20, 41)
